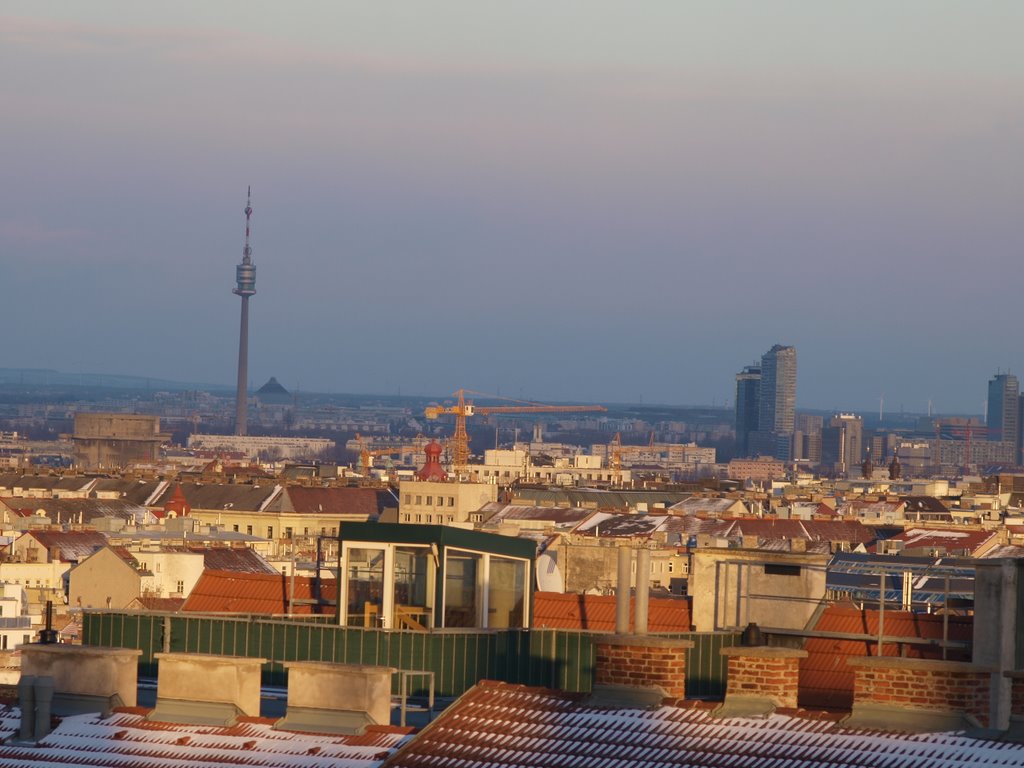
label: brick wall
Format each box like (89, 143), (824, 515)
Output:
(594, 636), (692, 699)
(848, 658), (992, 726)
(721, 647), (806, 709)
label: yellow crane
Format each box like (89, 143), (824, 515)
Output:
(424, 389), (607, 475)
(354, 433), (404, 477)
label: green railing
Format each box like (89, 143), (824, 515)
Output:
(82, 611), (738, 698)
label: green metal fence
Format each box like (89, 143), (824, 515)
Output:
(82, 611), (737, 698)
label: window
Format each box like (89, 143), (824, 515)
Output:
(448, 497), (455, 506)
(175, 580), (184, 594)
(233, 525), (239, 532)
(667, 561), (674, 573)
(285, 527), (293, 539)
(303, 527), (309, 536)
(426, 496), (433, 506)
(415, 495), (422, 505)
(764, 564), (802, 577)
(404, 494), (411, 504)
(415, 514), (422, 523)
(246, 525), (253, 535)
(267, 526), (274, 539)
(488, 556), (526, 629)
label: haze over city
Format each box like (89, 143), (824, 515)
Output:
(2, 2), (1022, 412)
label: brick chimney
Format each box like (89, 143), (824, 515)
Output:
(593, 636), (693, 701)
(845, 657), (992, 731)
(148, 652), (266, 726)
(276, 662), (396, 734)
(714, 645), (806, 718)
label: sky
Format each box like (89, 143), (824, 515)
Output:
(2, 2), (1023, 414)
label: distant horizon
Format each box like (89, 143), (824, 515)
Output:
(0, 365), (986, 420)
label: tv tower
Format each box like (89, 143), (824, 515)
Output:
(233, 187), (256, 436)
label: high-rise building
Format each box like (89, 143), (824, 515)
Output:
(734, 365), (761, 457)
(752, 344), (797, 460)
(821, 413), (863, 477)
(987, 373), (1019, 446)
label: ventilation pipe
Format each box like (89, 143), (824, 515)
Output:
(18, 675), (35, 742)
(615, 546), (631, 634)
(635, 548), (650, 636)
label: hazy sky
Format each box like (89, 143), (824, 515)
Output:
(3, 2), (1022, 413)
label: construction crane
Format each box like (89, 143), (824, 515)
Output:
(354, 433), (404, 477)
(424, 389), (607, 475)
(609, 432), (623, 487)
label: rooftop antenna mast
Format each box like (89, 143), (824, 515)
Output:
(233, 187), (257, 436)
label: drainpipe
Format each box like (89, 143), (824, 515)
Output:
(615, 546), (631, 635)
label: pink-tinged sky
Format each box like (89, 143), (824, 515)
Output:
(2, 1), (1022, 412)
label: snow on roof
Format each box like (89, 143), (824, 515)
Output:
(0, 706), (410, 767)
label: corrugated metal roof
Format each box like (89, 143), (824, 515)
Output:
(382, 680), (1021, 768)
(532, 592), (691, 632)
(0, 706), (409, 767)
(800, 605), (973, 710)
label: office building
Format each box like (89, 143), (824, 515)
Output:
(987, 373), (1019, 451)
(734, 365), (760, 457)
(751, 344), (797, 460)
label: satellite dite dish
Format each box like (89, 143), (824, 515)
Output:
(536, 551), (564, 592)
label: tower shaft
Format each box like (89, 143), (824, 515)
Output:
(233, 188), (256, 436)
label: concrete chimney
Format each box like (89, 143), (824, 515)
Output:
(148, 653), (266, 726)
(276, 662), (396, 734)
(19, 644), (141, 716)
(615, 545), (631, 635)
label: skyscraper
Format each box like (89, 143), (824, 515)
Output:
(233, 189), (256, 436)
(987, 373), (1019, 444)
(734, 365), (761, 457)
(753, 344), (797, 460)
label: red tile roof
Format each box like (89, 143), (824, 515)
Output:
(0, 706), (409, 767)
(532, 591), (691, 632)
(182, 569), (336, 615)
(799, 605), (973, 710)
(284, 486), (396, 519)
(382, 680), (1017, 768)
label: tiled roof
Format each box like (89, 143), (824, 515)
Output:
(532, 592), (691, 632)
(0, 497), (150, 524)
(879, 527), (997, 556)
(478, 503), (594, 528)
(20, 530), (108, 562)
(283, 486), (396, 519)
(382, 680), (1022, 768)
(195, 546), (278, 574)
(0, 706), (409, 767)
(800, 605), (973, 710)
(148, 482), (282, 512)
(128, 596), (186, 611)
(182, 570), (337, 614)
(724, 518), (874, 544)
(573, 513), (667, 538)
(669, 496), (745, 515)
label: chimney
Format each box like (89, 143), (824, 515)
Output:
(19, 644), (141, 716)
(276, 662), (396, 734)
(148, 652), (266, 726)
(714, 644), (806, 718)
(593, 636), (693, 704)
(845, 656), (992, 731)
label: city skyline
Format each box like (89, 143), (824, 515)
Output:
(2, 2), (1022, 411)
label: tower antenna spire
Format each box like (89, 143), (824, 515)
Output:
(233, 187), (257, 436)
